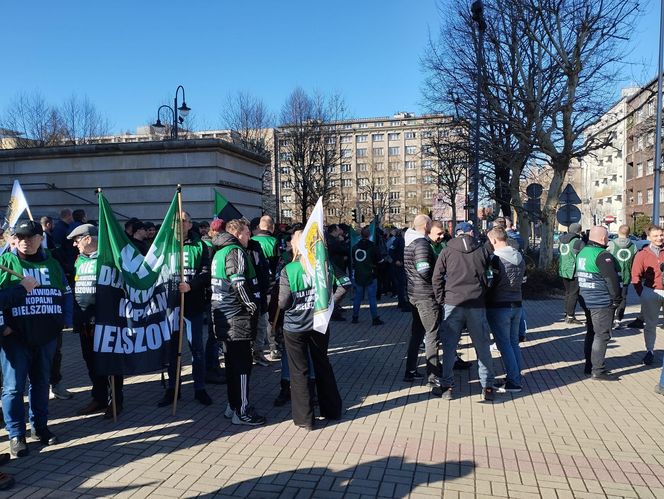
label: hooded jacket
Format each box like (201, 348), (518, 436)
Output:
(403, 228), (436, 303)
(432, 234), (492, 307)
(486, 245), (525, 307)
(607, 237), (637, 284)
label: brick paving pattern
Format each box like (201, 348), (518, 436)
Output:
(4, 294), (664, 498)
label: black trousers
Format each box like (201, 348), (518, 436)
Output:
(615, 285), (629, 321)
(284, 330), (342, 427)
(49, 331), (63, 386)
(562, 278), (580, 317)
(405, 300), (440, 382)
(224, 340), (253, 414)
(582, 307), (614, 374)
(77, 322), (124, 406)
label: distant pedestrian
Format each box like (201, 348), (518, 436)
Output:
(607, 224), (637, 329)
(558, 223), (585, 324)
(351, 227), (384, 325)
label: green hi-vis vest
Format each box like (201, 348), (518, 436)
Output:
(212, 244), (256, 280)
(74, 254), (97, 316)
(558, 236), (580, 279)
(576, 245), (614, 309)
(0, 252), (67, 345)
(211, 244), (258, 317)
(283, 260), (316, 333)
(608, 241), (637, 284)
(252, 234), (278, 259)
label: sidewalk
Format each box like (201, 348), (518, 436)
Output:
(5, 294), (664, 498)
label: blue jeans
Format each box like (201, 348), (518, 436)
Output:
(440, 305), (494, 388)
(352, 280), (378, 319)
(519, 308), (527, 339)
(487, 307), (523, 386)
(168, 313), (206, 390)
(1, 336), (57, 438)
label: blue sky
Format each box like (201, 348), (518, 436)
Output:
(1, 1), (661, 134)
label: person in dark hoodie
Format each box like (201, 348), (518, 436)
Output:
(558, 223), (585, 324)
(432, 222), (497, 401)
(158, 212), (214, 408)
(577, 226), (622, 381)
(403, 215), (441, 384)
(351, 227), (384, 325)
(486, 226), (526, 392)
(326, 224), (352, 320)
(211, 219), (265, 426)
(606, 224), (637, 329)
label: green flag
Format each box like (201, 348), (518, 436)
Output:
(368, 214), (379, 242)
(214, 190), (243, 220)
(94, 191), (182, 375)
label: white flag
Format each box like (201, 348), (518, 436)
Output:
(5, 179), (31, 229)
(298, 197), (334, 333)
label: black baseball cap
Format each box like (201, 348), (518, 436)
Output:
(12, 220), (43, 237)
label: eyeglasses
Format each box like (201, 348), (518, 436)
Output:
(74, 235), (88, 243)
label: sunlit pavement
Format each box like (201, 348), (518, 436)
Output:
(5, 292), (664, 498)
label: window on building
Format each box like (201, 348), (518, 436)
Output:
(390, 121), (401, 127)
(326, 137), (336, 145)
(409, 206), (419, 215)
(421, 145), (432, 155)
(422, 160), (433, 169)
(637, 136), (644, 150)
(388, 133), (400, 141)
(375, 162), (385, 171)
(342, 124), (353, 129)
(406, 176), (417, 184)
(404, 132), (416, 139)
(359, 192), (369, 201)
(372, 147), (384, 156)
(358, 163), (368, 172)
(374, 122), (384, 127)
(424, 190), (434, 199)
(356, 135), (368, 143)
(389, 191), (400, 200)
(280, 166), (290, 174)
(328, 165), (337, 174)
(283, 195), (292, 203)
(358, 178), (369, 186)
(282, 209), (293, 218)
(390, 206), (401, 214)
(388, 146), (400, 156)
(341, 164), (352, 172)
(357, 148), (367, 157)
(281, 181), (292, 189)
(359, 123), (368, 129)
(372, 133), (384, 142)
(407, 191), (417, 199)
(341, 149), (352, 158)
(648, 159), (654, 175)
(389, 177), (400, 185)
(405, 146), (417, 155)
(405, 161), (416, 170)
(375, 177), (384, 185)
(329, 179), (338, 187)
(637, 162), (643, 177)
(637, 191), (643, 204)
(329, 193), (339, 201)
(648, 188), (654, 204)
(341, 179), (353, 187)
(660, 186), (664, 200)
(279, 152), (293, 161)
(421, 131), (433, 138)
(341, 135), (352, 143)
(422, 176), (433, 184)
(389, 162), (400, 171)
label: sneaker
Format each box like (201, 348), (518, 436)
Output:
(613, 320), (623, 330)
(232, 408), (266, 426)
(496, 382), (522, 393)
(77, 399), (107, 416)
(372, 317), (385, 326)
(253, 352), (270, 367)
(427, 378), (441, 388)
(403, 370), (424, 382)
(431, 386), (453, 399)
(644, 351), (655, 366)
(205, 369), (226, 385)
(224, 403), (235, 419)
(9, 437), (28, 458)
(591, 371), (620, 382)
(157, 388), (180, 407)
(351, 316), (359, 324)
(482, 387), (495, 401)
(195, 389), (213, 406)
(103, 404), (123, 420)
(627, 318), (644, 329)
(268, 350), (282, 361)
(453, 358), (472, 370)
(50, 382), (74, 400)
(30, 426), (57, 446)
(565, 317), (584, 325)
(655, 384), (664, 395)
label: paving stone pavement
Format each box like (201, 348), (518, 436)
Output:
(4, 293), (664, 498)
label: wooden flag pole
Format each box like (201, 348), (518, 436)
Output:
(172, 185), (186, 416)
(0, 264), (25, 279)
(26, 206), (33, 222)
(110, 376), (117, 423)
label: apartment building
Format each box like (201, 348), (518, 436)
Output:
(275, 112), (463, 226)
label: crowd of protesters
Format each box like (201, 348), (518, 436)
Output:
(1, 205), (663, 491)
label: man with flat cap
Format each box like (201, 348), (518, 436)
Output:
(69, 224), (124, 418)
(0, 220), (73, 458)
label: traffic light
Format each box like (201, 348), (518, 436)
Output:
(352, 208), (358, 223)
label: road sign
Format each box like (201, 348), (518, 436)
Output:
(524, 198), (541, 219)
(558, 184), (581, 205)
(603, 215), (616, 224)
(556, 204), (582, 226)
(526, 183), (543, 199)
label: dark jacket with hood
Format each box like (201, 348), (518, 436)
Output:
(486, 245), (525, 307)
(403, 228), (436, 303)
(432, 234), (492, 307)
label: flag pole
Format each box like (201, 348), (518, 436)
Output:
(172, 185), (186, 416)
(110, 376), (117, 423)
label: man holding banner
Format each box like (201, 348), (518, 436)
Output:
(211, 219), (265, 426)
(0, 220), (73, 457)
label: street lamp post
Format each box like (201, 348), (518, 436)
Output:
(152, 85), (191, 139)
(470, 1), (486, 227)
(653, 3), (664, 224)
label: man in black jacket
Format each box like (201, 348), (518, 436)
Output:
(403, 215), (440, 384)
(158, 212), (213, 407)
(432, 222), (497, 401)
(327, 225), (351, 321)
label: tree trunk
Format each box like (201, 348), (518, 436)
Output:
(451, 203), (457, 228)
(538, 167), (566, 268)
(495, 163), (512, 217)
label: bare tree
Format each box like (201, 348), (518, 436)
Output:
(221, 91), (274, 155)
(357, 159), (395, 222)
(1, 91), (67, 147)
(60, 94), (111, 144)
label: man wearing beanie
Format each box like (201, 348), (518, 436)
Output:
(558, 223), (585, 324)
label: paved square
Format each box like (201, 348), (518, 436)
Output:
(5, 294), (664, 498)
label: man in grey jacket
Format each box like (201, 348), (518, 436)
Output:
(486, 227), (526, 392)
